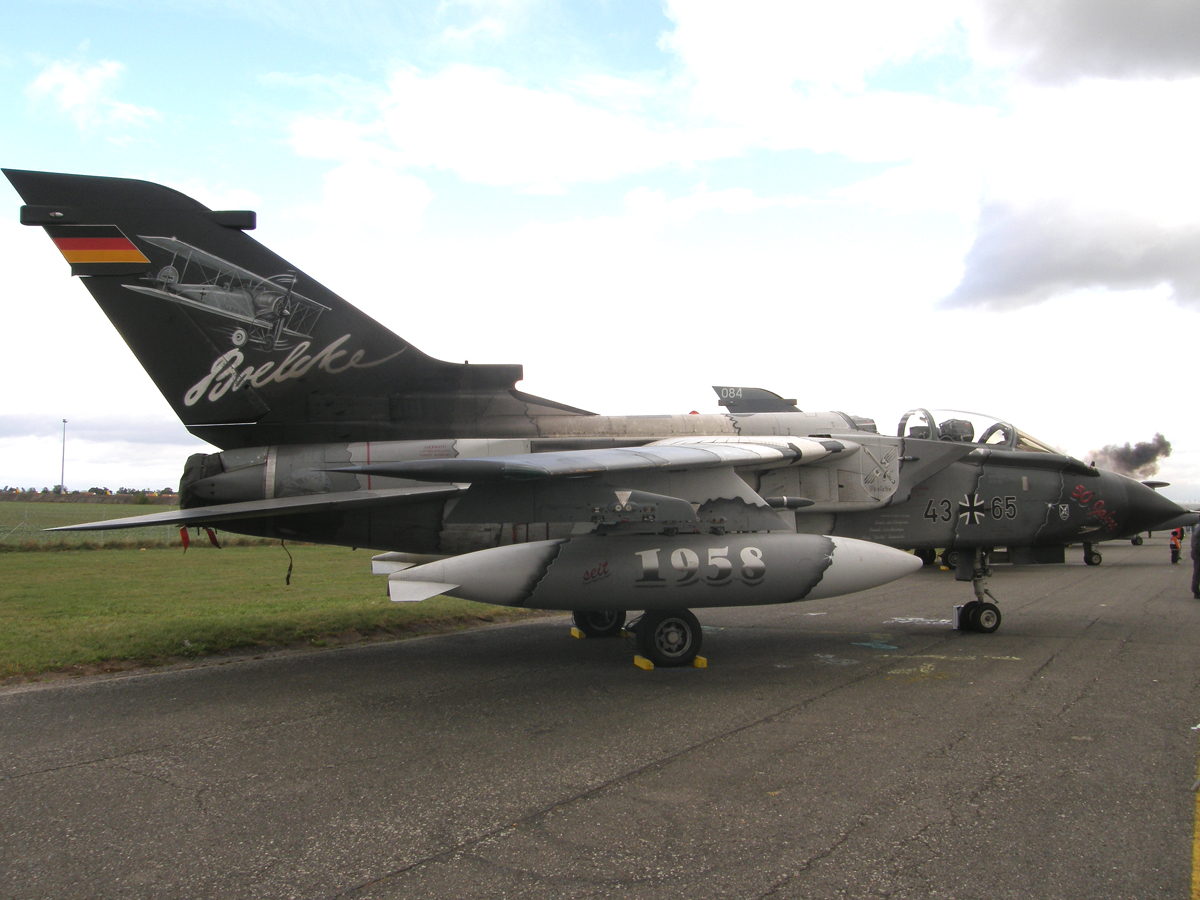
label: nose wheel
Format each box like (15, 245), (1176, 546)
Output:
(957, 600), (1002, 633)
(956, 548), (1003, 633)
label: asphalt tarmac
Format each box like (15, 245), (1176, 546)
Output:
(3, 536), (1199, 899)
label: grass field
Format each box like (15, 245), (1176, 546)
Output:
(0, 499), (272, 549)
(0, 544), (548, 678)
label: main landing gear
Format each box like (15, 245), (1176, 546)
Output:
(1083, 542), (1103, 566)
(956, 547), (1002, 634)
(572, 608), (704, 667)
(635, 609), (703, 667)
(915, 549), (938, 567)
(572, 609), (626, 638)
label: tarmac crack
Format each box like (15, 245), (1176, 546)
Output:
(109, 761), (184, 791)
(1043, 636), (1131, 724)
(0, 653), (559, 784)
(331, 661), (898, 898)
(0, 714), (395, 785)
(440, 846), (666, 895)
(752, 815), (870, 899)
(0, 740), (198, 784)
(1014, 616), (1098, 696)
(926, 619), (1104, 768)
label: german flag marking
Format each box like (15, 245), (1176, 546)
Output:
(53, 246), (151, 264)
(45, 225), (150, 267)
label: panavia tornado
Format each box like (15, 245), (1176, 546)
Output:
(5, 169), (1184, 666)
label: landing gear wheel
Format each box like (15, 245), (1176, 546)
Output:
(941, 550), (959, 569)
(1085, 550), (1102, 566)
(973, 602), (1001, 633)
(915, 549), (937, 567)
(636, 609), (702, 667)
(958, 600), (980, 631)
(572, 609), (626, 638)
(1131, 536), (1144, 546)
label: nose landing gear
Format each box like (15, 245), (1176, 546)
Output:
(957, 599), (1002, 633)
(956, 547), (1003, 633)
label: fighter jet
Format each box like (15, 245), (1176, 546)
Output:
(5, 169), (1184, 664)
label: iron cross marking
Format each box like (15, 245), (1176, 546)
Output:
(958, 493), (987, 525)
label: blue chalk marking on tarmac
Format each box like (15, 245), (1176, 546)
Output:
(852, 641), (898, 650)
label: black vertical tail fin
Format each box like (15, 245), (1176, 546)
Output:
(5, 169), (589, 448)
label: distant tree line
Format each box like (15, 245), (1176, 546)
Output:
(1, 486), (177, 496)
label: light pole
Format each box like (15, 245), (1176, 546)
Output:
(60, 419), (67, 499)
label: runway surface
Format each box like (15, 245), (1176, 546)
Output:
(3, 537), (1199, 899)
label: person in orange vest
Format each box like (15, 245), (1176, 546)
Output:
(1170, 527), (1183, 564)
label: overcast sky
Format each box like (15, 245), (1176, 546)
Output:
(2, 0), (1199, 498)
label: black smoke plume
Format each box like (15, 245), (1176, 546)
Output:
(1092, 433), (1172, 477)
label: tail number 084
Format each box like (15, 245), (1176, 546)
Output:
(635, 546), (766, 586)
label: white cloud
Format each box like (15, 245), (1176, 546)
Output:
(621, 184), (814, 229)
(0, 414), (198, 446)
(254, 160), (434, 330)
(972, 0), (1200, 83)
(980, 78), (1200, 221)
(938, 75), (1200, 308)
(660, 0), (964, 101)
(0, 433), (207, 493)
(276, 5), (985, 201)
(271, 4), (1200, 325)
(441, 16), (508, 43)
(0, 202), (211, 491)
(26, 59), (158, 129)
(941, 203), (1200, 309)
(252, 0), (973, 214)
(285, 65), (986, 198)
(290, 160), (433, 239)
(10, 0), (1200, 499)
(369, 64), (728, 192)
(435, 1), (551, 61)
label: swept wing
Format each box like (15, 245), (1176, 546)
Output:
(333, 436), (856, 482)
(48, 484), (464, 531)
(52, 437), (858, 534)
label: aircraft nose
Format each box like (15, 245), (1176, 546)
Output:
(1118, 476), (1187, 535)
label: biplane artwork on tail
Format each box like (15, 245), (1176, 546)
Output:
(124, 236), (329, 352)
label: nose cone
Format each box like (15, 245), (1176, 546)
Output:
(807, 536), (924, 600)
(1113, 474), (1188, 535)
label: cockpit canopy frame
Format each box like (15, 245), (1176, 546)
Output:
(896, 408), (1058, 454)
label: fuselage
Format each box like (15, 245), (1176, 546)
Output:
(181, 411), (1180, 557)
